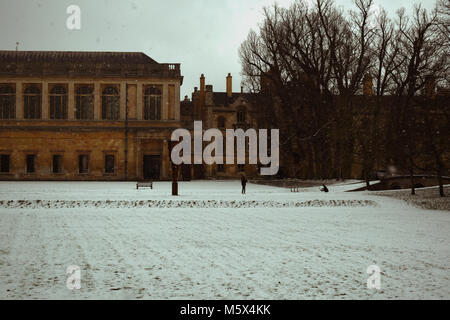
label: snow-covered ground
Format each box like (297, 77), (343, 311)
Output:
(0, 180), (448, 299)
(372, 185), (450, 211)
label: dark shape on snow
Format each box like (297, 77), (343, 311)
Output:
(241, 175), (248, 194)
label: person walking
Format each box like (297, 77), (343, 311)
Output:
(241, 174), (248, 194)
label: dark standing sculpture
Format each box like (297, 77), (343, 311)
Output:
(168, 140), (180, 196)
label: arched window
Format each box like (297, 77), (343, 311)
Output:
(237, 108), (246, 123)
(144, 86), (161, 120)
(0, 85), (15, 120)
(24, 85), (41, 119)
(217, 116), (225, 128)
(50, 85), (68, 119)
(76, 85), (94, 120)
(102, 86), (120, 120)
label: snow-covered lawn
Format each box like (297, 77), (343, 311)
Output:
(0, 181), (448, 299)
(372, 185), (450, 211)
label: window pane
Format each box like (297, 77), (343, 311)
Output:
(78, 155), (89, 173)
(237, 111), (246, 123)
(144, 86), (161, 120)
(24, 86), (41, 119)
(105, 155), (115, 173)
(0, 155), (10, 173)
(76, 86), (94, 120)
(102, 87), (119, 120)
(26, 155), (35, 173)
(50, 87), (68, 120)
(53, 155), (63, 173)
(218, 117), (225, 128)
(0, 85), (15, 120)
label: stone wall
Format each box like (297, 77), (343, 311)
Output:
(0, 77), (181, 181)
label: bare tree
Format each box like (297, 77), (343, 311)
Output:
(436, 0), (450, 42)
(240, 0), (449, 189)
(389, 5), (447, 195)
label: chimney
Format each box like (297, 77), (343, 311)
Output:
(241, 86), (243, 94)
(200, 74), (205, 107)
(200, 74), (205, 95)
(226, 73), (232, 97)
(363, 74), (373, 96)
(206, 85), (213, 92)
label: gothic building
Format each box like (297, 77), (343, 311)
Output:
(180, 73), (260, 179)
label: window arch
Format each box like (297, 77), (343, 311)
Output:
(0, 85), (15, 120)
(76, 85), (94, 120)
(50, 85), (68, 119)
(102, 86), (120, 120)
(217, 116), (225, 128)
(144, 86), (161, 120)
(24, 85), (41, 119)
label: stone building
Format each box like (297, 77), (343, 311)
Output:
(180, 73), (260, 180)
(0, 50), (183, 181)
(179, 72), (449, 182)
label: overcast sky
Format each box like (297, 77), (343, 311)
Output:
(0, 0), (437, 98)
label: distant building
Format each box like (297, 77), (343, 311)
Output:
(0, 50), (183, 181)
(180, 73), (260, 180)
(179, 71), (449, 181)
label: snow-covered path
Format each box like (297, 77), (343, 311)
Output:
(0, 181), (448, 299)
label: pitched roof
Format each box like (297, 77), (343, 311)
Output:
(212, 92), (256, 107)
(0, 50), (181, 79)
(0, 50), (158, 64)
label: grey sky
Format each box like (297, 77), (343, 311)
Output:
(0, 0), (437, 98)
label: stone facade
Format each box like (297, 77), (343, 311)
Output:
(180, 73), (259, 179)
(0, 51), (183, 181)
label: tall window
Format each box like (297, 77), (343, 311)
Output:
(78, 155), (89, 174)
(102, 86), (120, 120)
(50, 85), (68, 119)
(53, 155), (63, 174)
(105, 155), (115, 174)
(24, 85), (41, 119)
(0, 155), (10, 173)
(76, 86), (94, 120)
(237, 109), (246, 123)
(144, 86), (161, 120)
(26, 155), (36, 173)
(0, 85), (15, 120)
(217, 116), (225, 129)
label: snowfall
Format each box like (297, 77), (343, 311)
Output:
(0, 180), (448, 300)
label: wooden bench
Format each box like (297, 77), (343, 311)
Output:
(136, 182), (153, 190)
